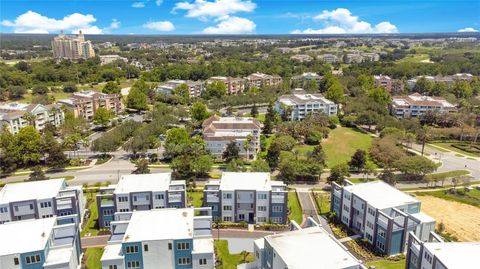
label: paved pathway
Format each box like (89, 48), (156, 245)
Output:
(338, 234), (362, 243)
(81, 235), (110, 248)
(295, 188), (334, 235)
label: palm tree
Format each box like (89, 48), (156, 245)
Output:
(243, 134), (253, 160)
(416, 126), (431, 156)
(23, 113), (37, 128)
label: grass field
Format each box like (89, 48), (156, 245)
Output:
(81, 193), (99, 237)
(18, 91), (72, 104)
(415, 188), (480, 208)
(188, 191), (204, 208)
(425, 170), (470, 181)
(84, 248), (104, 269)
(366, 259), (406, 269)
(431, 142), (480, 157)
(415, 195), (480, 241)
(313, 191), (331, 215)
(288, 191), (303, 224)
(214, 240), (255, 269)
(397, 54), (431, 64)
(322, 127), (373, 168)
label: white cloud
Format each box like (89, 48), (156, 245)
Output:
(202, 16), (255, 34)
(109, 19), (120, 29)
(143, 21), (175, 31)
(1, 10), (106, 34)
(173, 0), (256, 21)
(155, 0), (163, 6)
(292, 8), (398, 34)
(458, 27), (478, 32)
(132, 2), (146, 8)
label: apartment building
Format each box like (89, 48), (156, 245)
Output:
(99, 54), (128, 65)
(96, 173), (186, 228)
(245, 72), (282, 88)
(101, 208), (214, 269)
(275, 89), (338, 121)
(391, 93), (457, 118)
(202, 115), (262, 160)
(0, 102), (64, 134)
(290, 72), (323, 87)
(245, 218), (364, 269)
(406, 231), (480, 269)
(374, 75), (404, 94)
(0, 217), (82, 269)
(0, 179), (85, 225)
(51, 30), (95, 60)
(290, 54), (313, 63)
(203, 172), (287, 224)
(407, 73), (474, 89)
(59, 90), (124, 120)
(331, 181), (436, 256)
(206, 76), (245, 95)
(319, 54), (339, 64)
(155, 79), (204, 97)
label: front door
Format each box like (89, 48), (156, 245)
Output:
(248, 212), (254, 223)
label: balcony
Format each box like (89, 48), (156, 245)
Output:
(271, 195), (284, 204)
(168, 194), (182, 203)
(56, 200), (74, 210)
(206, 194), (219, 203)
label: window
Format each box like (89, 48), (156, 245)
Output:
(272, 205), (283, 212)
(25, 255), (41, 264)
(257, 206), (266, 212)
(0, 207), (7, 213)
(368, 208), (375, 216)
(211, 205), (218, 211)
(223, 193), (232, 199)
(14, 257), (19, 265)
(177, 242), (190, 250)
(103, 209), (114, 216)
(271, 217), (282, 223)
(125, 245), (139, 253)
(118, 197), (128, 202)
(144, 244), (149, 252)
(29, 204), (34, 210)
(223, 205), (232, 211)
(155, 194), (164, 199)
(178, 257), (191, 265)
(168, 243), (172, 250)
(257, 217), (267, 222)
(223, 216), (232, 222)
(133, 196), (137, 202)
(119, 208), (129, 212)
(127, 261), (140, 268)
(366, 221), (373, 229)
(199, 258), (207, 265)
(257, 193), (267, 199)
(105, 221), (111, 227)
(109, 265), (118, 269)
(379, 231), (386, 239)
(42, 214), (53, 218)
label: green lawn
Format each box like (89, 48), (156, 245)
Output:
(431, 142), (480, 157)
(214, 240), (255, 269)
(81, 193), (99, 237)
(84, 248), (104, 269)
(322, 127), (373, 168)
(288, 191), (303, 224)
(366, 259), (406, 269)
(313, 191), (331, 215)
(415, 189), (480, 208)
(425, 170), (470, 181)
(397, 54), (431, 64)
(188, 191), (204, 207)
(19, 91), (72, 104)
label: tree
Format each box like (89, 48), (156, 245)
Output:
(223, 141), (240, 163)
(203, 81), (227, 99)
(62, 82), (77, 93)
(308, 144), (326, 166)
(348, 149), (367, 172)
(127, 87), (148, 110)
(251, 159), (270, 172)
(243, 134), (253, 160)
(327, 163), (350, 184)
(29, 166), (48, 181)
(102, 81), (121, 94)
(273, 135), (296, 151)
(250, 103), (259, 118)
(266, 142), (281, 169)
(370, 136), (406, 168)
(0, 128), (19, 174)
(93, 107), (112, 127)
(368, 86), (391, 106)
(263, 102), (276, 134)
(164, 128), (191, 159)
(416, 126), (431, 156)
(133, 159), (150, 174)
(304, 79), (319, 93)
(191, 101), (209, 122)
(362, 161), (377, 181)
(62, 111), (88, 136)
(8, 85), (26, 99)
(172, 83), (190, 100)
(379, 169), (397, 186)
(394, 156), (437, 179)
(32, 85), (49, 95)
(225, 158), (247, 172)
(16, 126), (43, 166)
(451, 80), (473, 99)
(44, 132), (68, 169)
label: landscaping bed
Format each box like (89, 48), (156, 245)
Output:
(214, 240), (255, 269)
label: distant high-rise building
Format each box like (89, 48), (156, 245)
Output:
(51, 30), (95, 60)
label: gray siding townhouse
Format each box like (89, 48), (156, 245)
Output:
(203, 172), (287, 224)
(331, 181), (436, 256)
(96, 173), (186, 229)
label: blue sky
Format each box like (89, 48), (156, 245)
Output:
(1, 0), (479, 34)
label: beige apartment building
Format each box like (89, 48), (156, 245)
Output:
(202, 115), (262, 160)
(52, 30), (95, 60)
(207, 76), (245, 95)
(0, 103), (64, 134)
(58, 91), (124, 120)
(245, 72), (283, 89)
(374, 75), (404, 94)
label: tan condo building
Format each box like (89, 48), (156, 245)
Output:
(206, 76), (245, 95)
(0, 103), (64, 134)
(391, 93), (457, 118)
(58, 91), (124, 120)
(52, 30), (95, 60)
(245, 72), (282, 89)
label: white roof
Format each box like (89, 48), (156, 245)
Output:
(43, 246), (73, 266)
(219, 172), (283, 191)
(192, 238), (214, 254)
(424, 242), (480, 268)
(101, 244), (123, 261)
(0, 218), (55, 255)
(114, 173), (174, 194)
(212, 117), (256, 124)
(265, 226), (361, 269)
(122, 208), (195, 242)
(410, 212), (435, 223)
(0, 179), (65, 204)
(344, 181), (418, 209)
